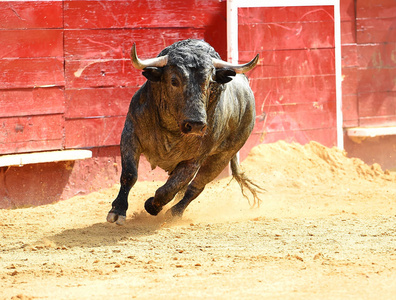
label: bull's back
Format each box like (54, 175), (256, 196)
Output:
(210, 74), (256, 153)
(224, 74), (255, 130)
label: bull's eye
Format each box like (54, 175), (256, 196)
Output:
(171, 78), (180, 87)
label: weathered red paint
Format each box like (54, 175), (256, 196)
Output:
(0, 87), (64, 118)
(63, 0), (225, 29)
(65, 87), (137, 119)
(238, 6), (338, 149)
(359, 92), (396, 122)
(0, 115), (64, 154)
(238, 6), (334, 24)
(64, 28), (205, 60)
(0, 1), (63, 29)
(0, 29), (63, 59)
(0, 58), (65, 89)
(64, 117), (125, 149)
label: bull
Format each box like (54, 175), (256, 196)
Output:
(107, 39), (262, 225)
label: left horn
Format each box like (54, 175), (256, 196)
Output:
(212, 54), (259, 74)
(130, 43), (168, 70)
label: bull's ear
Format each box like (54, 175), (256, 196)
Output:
(142, 67), (163, 82)
(215, 68), (237, 84)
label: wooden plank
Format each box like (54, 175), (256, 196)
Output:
(356, 17), (396, 44)
(0, 115), (63, 154)
(347, 126), (396, 137)
(356, 0), (396, 19)
(65, 59), (143, 89)
(64, 0), (224, 29)
(64, 28), (205, 60)
(255, 102), (336, 134)
(359, 116), (396, 127)
(65, 87), (137, 119)
(260, 100), (336, 116)
(238, 6), (334, 24)
(0, 140), (63, 155)
(253, 93), (337, 117)
(357, 68), (396, 93)
(0, 29), (63, 59)
(358, 91), (396, 118)
(241, 48), (335, 78)
(0, 1), (63, 29)
(65, 117), (125, 148)
(0, 114), (64, 144)
(249, 75), (336, 105)
(0, 87), (64, 118)
(238, 21), (334, 51)
(0, 150), (92, 167)
(357, 43), (396, 69)
(343, 119), (359, 128)
(0, 58), (64, 89)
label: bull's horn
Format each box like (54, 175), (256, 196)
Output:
(130, 43), (168, 70)
(212, 54), (259, 74)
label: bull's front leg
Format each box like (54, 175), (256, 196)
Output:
(144, 160), (200, 216)
(107, 120), (140, 225)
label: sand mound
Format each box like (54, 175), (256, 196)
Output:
(178, 140), (396, 223)
(243, 140), (395, 185)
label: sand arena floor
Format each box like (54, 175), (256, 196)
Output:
(1, 141), (396, 299)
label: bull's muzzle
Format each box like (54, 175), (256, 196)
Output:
(181, 120), (207, 136)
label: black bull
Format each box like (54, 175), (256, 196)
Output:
(107, 39), (262, 225)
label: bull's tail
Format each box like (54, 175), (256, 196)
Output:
(230, 155), (265, 208)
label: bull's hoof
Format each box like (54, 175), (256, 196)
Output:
(106, 212), (118, 223)
(115, 215), (126, 226)
(107, 209), (126, 225)
(144, 197), (162, 216)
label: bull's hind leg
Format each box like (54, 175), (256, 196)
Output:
(168, 152), (234, 218)
(144, 160), (200, 216)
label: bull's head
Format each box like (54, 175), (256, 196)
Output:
(130, 42), (258, 136)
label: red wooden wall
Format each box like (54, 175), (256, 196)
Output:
(0, 0), (226, 155)
(1, 0), (395, 157)
(341, 0), (396, 128)
(237, 5), (337, 159)
(0, 1), (64, 154)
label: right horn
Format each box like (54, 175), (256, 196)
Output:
(130, 43), (168, 70)
(212, 54), (259, 74)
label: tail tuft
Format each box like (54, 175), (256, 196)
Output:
(230, 155), (265, 208)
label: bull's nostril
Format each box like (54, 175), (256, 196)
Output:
(181, 120), (207, 135)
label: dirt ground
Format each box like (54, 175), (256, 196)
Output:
(1, 141), (396, 299)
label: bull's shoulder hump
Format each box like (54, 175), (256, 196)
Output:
(226, 75), (254, 98)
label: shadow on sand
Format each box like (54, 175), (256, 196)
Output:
(47, 211), (174, 248)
